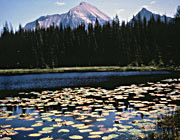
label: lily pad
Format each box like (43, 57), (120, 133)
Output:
(28, 133), (42, 137)
(58, 129), (70, 133)
(69, 135), (83, 139)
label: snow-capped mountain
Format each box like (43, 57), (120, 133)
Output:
(131, 8), (172, 23)
(24, 2), (111, 30)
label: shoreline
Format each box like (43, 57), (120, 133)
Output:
(0, 66), (179, 76)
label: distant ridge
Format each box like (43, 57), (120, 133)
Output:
(24, 3), (178, 30)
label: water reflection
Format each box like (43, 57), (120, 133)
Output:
(0, 74), (179, 140)
(0, 71), (170, 90)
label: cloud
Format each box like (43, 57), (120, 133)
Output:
(150, 1), (156, 4)
(115, 9), (125, 15)
(56, 2), (66, 6)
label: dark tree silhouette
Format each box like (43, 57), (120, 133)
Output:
(0, 12), (179, 69)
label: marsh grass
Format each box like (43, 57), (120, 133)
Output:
(0, 66), (179, 75)
(149, 110), (180, 140)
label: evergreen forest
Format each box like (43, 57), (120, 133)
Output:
(0, 10), (180, 69)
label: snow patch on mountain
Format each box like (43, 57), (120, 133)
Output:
(24, 2), (111, 30)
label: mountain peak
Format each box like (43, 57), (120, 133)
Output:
(24, 2), (111, 30)
(140, 7), (151, 14)
(69, 2), (111, 23)
(79, 2), (88, 5)
(70, 1), (95, 12)
(131, 7), (172, 23)
(141, 7), (147, 11)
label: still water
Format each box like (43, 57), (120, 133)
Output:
(0, 71), (179, 140)
(0, 71), (171, 91)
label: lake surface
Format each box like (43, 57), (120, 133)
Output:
(0, 71), (179, 140)
(0, 71), (172, 91)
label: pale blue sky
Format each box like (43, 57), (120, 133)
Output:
(0, 0), (179, 30)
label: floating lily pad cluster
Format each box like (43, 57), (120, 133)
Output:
(0, 78), (179, 139)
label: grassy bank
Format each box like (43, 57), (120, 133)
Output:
(149, 110), (180, 140)
(0, 66), (179, 75)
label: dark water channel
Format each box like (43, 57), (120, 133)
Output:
(0, 71), (174, 91)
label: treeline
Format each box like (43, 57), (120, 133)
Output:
(0, 11), (180, 69)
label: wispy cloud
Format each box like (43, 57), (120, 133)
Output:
(150, 1), (156, 4)
(56, 2), (66, 6)
(115, 9), (125, 15)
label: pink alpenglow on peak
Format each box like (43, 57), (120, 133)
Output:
(24, 2), (112, 30)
